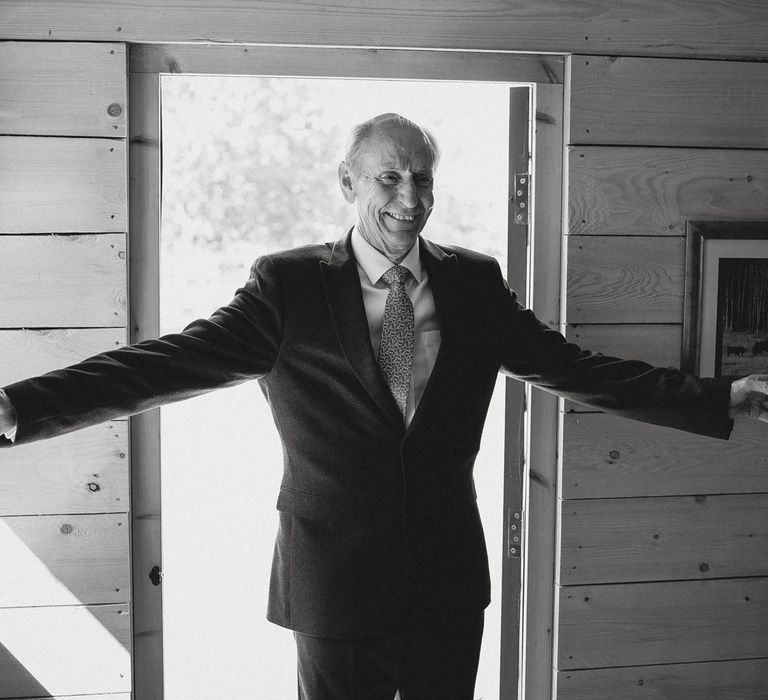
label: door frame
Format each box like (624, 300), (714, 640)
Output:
(127, 43), (565, 699)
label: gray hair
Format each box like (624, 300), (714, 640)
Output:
(344, 113), (441, 173)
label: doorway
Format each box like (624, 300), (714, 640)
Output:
(159, 74), (512, 699)
(128, 44), (565, 699)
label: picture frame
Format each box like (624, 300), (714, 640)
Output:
(683, 221), (768, 378)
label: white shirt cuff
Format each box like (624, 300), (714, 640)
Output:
(0, 389), (18, 443)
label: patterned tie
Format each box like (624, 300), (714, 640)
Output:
(378, 265), (415, 420)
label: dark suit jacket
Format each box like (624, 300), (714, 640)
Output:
(1, 232), (734, 638)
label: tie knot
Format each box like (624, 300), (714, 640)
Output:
(381, 265), (410, 289)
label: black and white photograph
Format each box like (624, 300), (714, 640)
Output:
(716, 257), (768, 377)
(684, 221), (768, 380)
(3, 4), (768, 700)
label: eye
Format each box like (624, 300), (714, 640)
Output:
(417, 175), (434, 187)
(378, 174), (399, 185)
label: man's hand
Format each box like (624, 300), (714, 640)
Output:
(729, 375), (768, 422)
(0, 389), (17, 436)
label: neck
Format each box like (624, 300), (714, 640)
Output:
(355, 225), (414, 265)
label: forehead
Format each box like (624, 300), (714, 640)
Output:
(357, 125), (434, 172)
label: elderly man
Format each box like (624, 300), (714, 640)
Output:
(1, 113), (767, 699)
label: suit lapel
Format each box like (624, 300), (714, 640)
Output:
(406, 237), (459, 435)
(320, 231), (404, 428)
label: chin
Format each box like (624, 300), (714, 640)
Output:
(390, 233), (419, 249)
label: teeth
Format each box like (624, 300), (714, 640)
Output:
(386, 212), (416, 221)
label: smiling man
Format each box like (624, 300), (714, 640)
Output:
(2, 113), (768, 700)
(338, 116), (437, 262)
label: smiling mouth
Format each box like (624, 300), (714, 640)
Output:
(385, 212), (418, 222)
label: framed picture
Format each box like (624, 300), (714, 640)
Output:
(683, 221), (768, 378)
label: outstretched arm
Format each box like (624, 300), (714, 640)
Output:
(0, 255), (283, 446)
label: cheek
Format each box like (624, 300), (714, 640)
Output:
(362, 190), (390, 218)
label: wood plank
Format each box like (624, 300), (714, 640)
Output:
(0, 604), (130, 697)
(566, 324), (681, 368)
(560, 494), (768, 585)
(562, 412), (768, 498)
(558, 577), (768, 669)
(499, 83), (530, 699)
(569, 147), (768, 237)
(0, 234), (127, 327)
(570, 56), (768, 148)
(128, 69), (164, 700)
(0, 514), (129, 607)
(566, 236), (684, 323)
(0, 328), (126, 385)
(557, 658), (768, 700)
(0, 422), (128, 516)
(520, 82), (564, 700)
(25, 695), (131, 700)
(0, 136), (126, 233)
(6, 1), (768, 59)
(0, 42), (126, 137)
(130, 43), (563, 83)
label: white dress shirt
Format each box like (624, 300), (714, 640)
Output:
(350, 227), (442, 425)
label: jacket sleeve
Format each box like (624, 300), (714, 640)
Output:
(496, 278), (734, 440)
(1, 255), (283, 445)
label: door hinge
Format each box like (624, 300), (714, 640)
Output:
(512, 173), (531, 225)
(507, 509), (524, 559)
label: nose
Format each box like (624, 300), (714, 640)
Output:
(397, 179), (418, 209)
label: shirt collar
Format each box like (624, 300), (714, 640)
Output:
(351, 225), (424, 286)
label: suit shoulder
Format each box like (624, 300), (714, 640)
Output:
(425, 239), (502, 273)
(247, 241), (334, 275)
(259, 242), (333, 265)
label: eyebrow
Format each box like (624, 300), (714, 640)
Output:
(376, 167), (433, 175)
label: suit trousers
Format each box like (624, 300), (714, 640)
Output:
(293, 611), (484, 700)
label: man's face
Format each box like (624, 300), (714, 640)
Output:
(338, 124), (435, 262)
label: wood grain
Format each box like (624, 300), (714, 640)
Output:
(0, 604), (130, 697)
(0, 329), (126, 385)
(130, 43), (563, 83)
(128, 69), (164, 699)
(0, 422), (128, 516)
(566, 324), (682, 368)
(566, 236), (684, 323)
(0, 42), (126, 137)
(558, 577), (768, 669)
(25, 696), (131, 700)
(557, 658), (768, 700)
(570, 55), (768, 148)
(0, 136), (126, 233)
(560, 494), (768, 584)
(0, 514), (129, 607)
(569, 147), (768, 237)
(5, 1), (768, 59)
(0, 234), (127, 327)
(520, 82), (564, 700)
(561, 412), (768, 498)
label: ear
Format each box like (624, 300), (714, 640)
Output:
(338, 161), (357, 204)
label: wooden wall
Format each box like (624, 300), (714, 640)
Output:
(557, 55), (768, 698)
(3, 4), (768, 699)
(4, 0), (768, 60)
(0, 42), (131, 699)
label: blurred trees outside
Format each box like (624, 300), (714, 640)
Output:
(161, 76), (506, 279)
(159, 75), (510, 700)
(163, 77), (349, 255)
